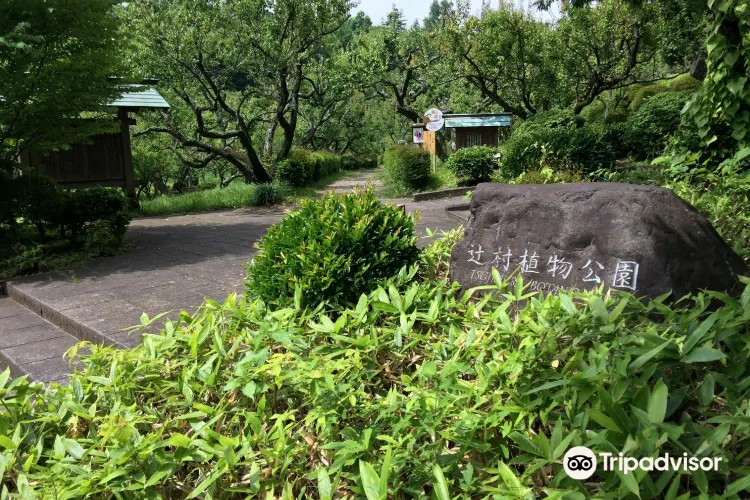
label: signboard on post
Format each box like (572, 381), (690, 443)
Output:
(412, 124), (424, 144)
(423, 108), (442, 172)
(424, 108), (444, 132)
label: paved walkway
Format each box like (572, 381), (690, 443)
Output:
(0, 170), (463, 382)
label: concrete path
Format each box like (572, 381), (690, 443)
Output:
(317, 169), (383, 195)
(0, 170), (463, 383)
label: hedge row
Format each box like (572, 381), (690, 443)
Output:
(275, 150), (376, 187)
(0, 172), (132, 255)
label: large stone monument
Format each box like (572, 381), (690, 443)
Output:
(450, 183), (747, 299)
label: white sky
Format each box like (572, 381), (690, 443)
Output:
(353, 0), (558, 25)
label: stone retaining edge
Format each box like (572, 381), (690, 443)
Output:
(412, 187), (474, 202)
(444, 203), (471, 223)
(6, 283), (128, 349)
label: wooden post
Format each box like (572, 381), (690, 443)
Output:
(118, 107), (136, 199)
(423, 130), (437, 173)
(423, 130), (436, 155)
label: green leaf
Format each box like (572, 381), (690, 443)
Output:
(317, 468), (332, 500)
(168, 433), (192, 448)
(590, 409), (622, 433)
(432, 464), (450, 500)
(698, 374), (715, 406)
(683, 313), (717, 354)
(61, 438), (84, 460)
(681, 347), (725, 363)
(726, 474), (750, 495)
(552, 431), (576, 460)
(0, 436), (16, 450)
(648, 380), (668, 424)
(496, 462), (523, 491)
(628, 340), (671, 372)
(359, 460), (380, 500)
(379, 447), (391, 497)
(617, 468), (641, 498)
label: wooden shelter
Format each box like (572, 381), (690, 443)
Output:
(445, 113), (511, 153)
(19, 83), (169, 199)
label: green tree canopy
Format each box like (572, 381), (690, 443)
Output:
(126, 0), (351, 183)
(0, 0), (126, 167)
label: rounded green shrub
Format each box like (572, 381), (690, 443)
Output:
(83, 211), (131, 257)
(61, 187), (131, 243)
(246, 189), (419, 309)
(383, 144), (430, 191)
(445, 145), (497, 184)
(669, 73), (702, 92)
(499, 126), (615, 178)
(13, 173), (63, 239)
(628, 84), (668, 111)
(624, 91), (691, 160)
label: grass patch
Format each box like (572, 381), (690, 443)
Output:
(138, 182), (288, 217)
(138, 169), (383, 216)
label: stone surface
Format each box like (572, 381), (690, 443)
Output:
(0, 298), (83, 382)
(450, 183), (747, 299)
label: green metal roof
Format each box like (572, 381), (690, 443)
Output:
(110, 84), (170, 109)
(445, 113), (511, 128)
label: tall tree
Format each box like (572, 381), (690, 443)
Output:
(347, 7), (450, 124)
(445, 1), (559, 119)
(557, 0), (663, 114)
(127, 0), (351, 183)
(0, 0), (126, 168)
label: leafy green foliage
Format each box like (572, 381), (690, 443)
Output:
(669, 73), (702, 92)
(507, 165), (584, 185)
(624, 91), (692, 160)
(245, 189), (420, 309)
(83, 215), (131, 257)
(308, 151), (342, 179)
(628, 84), (669, 112)
(275, 150), (365, 187)
(0, 0), (126, 162)
(1, 247), (749, 497)
(671, 0), (749, 170)
(383, 145), (431, 191)
(445, 146), (497, 184)
(12, 173), (62, 239)
(0, 179), (132, 277)
(275, 155), (314, 188)
(513, 109), (585, 135)
(250, 183), (282, 207)
(499, 126), (615, 177)
(341, 153), (377, 171)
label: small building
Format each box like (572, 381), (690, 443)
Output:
(444, 113), (512, 153)
(19, 82), (169, 199)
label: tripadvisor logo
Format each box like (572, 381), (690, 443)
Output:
(564, 445), (723, 480)
(563, 446), (597, 480)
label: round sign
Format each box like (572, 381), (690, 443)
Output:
(424, 108), (444, 131)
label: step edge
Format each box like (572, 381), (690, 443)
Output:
(6, 284), (130, 350)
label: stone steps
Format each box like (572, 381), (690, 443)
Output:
(0, 297), (82, 384)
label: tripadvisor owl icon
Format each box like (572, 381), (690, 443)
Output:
(564, 446), (597, 480)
